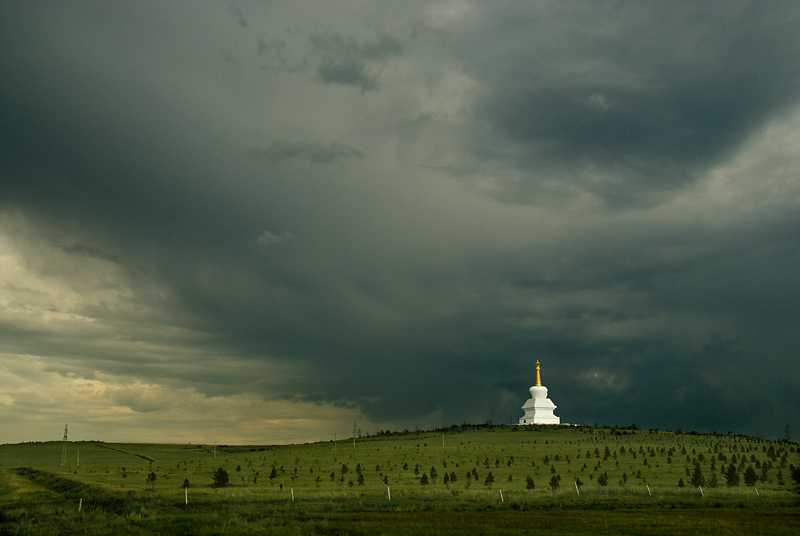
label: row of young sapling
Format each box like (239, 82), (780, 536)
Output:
(127, 431), (798, 498)
(45, 428), (798, 512)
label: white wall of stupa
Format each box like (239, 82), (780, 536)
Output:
(519, 360), (560, 425)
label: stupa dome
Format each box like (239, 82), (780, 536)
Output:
(529, 385), (548, 399)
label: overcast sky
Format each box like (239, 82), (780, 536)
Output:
(1, 1), (798, 444)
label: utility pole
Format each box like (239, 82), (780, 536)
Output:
(60, 425), (68, 467)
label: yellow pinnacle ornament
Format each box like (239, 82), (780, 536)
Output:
(535, 360), (542, 386)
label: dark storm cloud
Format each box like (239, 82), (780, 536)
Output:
(441, 1), (800, 207)
(0, 1), (798, 442)
(310, 32), (404, 91)
(60, 244), (123, 265)
(228, 4), (248, 28)
(251, 141), (364, 163)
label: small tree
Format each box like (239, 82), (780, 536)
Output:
(597, 471), (609, 487)
(678, 478), (685, 488)
(146, 471), (157, 487)
(484, 471), (494, 488)
(549, 475), (560, 492)
(183, 478), (190, 489)
(357, 473), (365, 486)
(743, 466), (758, 486)
(419, 473), (429, 486)
(430, 466), (438, 482)
(789, 465), (800, 485)
(212, 467), (229, 488)
(724, 463), (739, 487)
(526, 476), (535, 490)
(689, 463), (706, 488)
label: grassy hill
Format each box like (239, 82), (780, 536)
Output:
(1, 424), (798, 535)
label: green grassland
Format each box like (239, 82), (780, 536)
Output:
(1, 425), (798, 535)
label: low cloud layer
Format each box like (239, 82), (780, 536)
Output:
(1, 1), (798, 444)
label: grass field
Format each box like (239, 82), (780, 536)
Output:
(1, 424), (798, 535)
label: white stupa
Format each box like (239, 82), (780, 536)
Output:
(519, 360), (560, 425)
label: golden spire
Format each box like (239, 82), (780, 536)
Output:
(535, 360), (542, 386)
